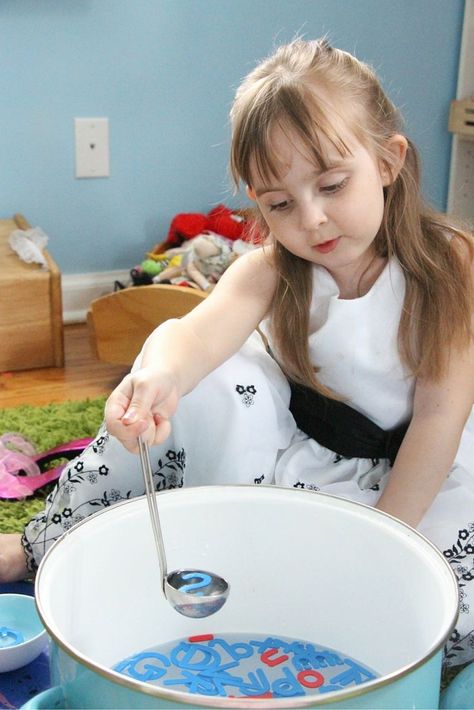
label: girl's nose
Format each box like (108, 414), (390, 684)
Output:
(299, 200), (328, 231)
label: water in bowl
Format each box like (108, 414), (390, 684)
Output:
(113, 632), (378, 699)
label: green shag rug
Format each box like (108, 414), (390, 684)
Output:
(0, 397), (106, 533)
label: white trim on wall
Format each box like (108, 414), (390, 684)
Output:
(62, 269), (129, 324)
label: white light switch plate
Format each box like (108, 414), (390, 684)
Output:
(75, 117), (110, 178)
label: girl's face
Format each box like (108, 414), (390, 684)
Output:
(248, 125), (404, 289)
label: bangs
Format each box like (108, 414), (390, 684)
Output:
(232, 83), (353, 188)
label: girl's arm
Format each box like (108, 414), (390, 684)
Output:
(105, 247), (277, 450)
(375, 340), (474, 528)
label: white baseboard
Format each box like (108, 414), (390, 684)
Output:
(62, 269), (130, 324)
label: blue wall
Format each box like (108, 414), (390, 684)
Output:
(0, 0), (465, 274)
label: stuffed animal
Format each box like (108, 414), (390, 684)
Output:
(126, 204), (258, 290)
(152, 234), (234, 291)
(152, 204), (257, 254)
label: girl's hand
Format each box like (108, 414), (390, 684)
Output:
(104, 367), (180, 452)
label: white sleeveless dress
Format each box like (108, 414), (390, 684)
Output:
(272, 258), (474, 496)
(23, 258), (474, 665)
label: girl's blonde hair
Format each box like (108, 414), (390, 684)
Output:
(230, 38), (473, 391)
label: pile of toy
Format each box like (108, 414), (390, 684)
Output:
(125, 205), (258, 292)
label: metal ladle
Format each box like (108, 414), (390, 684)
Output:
(138, 436), (229, 618)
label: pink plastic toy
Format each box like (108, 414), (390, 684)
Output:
(0, 433), (92, 499)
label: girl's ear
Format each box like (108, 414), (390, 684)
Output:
(380, 134), (408, 186)
(246, 185), (257, 201)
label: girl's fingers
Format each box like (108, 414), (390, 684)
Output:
(118, 415), (171, 451)
(120, 376), (161, 423)
(104, 371), (177, 451)
(104, 378), (133, 421)
(151, 414), (172, 446)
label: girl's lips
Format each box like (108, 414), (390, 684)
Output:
(313, 236), (341, 254)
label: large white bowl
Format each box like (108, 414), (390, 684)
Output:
(33, 485), (459, 708)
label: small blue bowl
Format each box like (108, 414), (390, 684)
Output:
(0, 593), (47, 672)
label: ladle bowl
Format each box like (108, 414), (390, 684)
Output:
(138, 436), (229, 618)
(165, 569), (229, 618)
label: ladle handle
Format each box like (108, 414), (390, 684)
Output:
(138, 436), (168, 588)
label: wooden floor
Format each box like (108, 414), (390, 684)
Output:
(0, 323), (129, 409)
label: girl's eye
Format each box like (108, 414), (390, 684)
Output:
(321, 177), (349, 194)
(269, 200), (291, 212)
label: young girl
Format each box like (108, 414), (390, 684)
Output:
(1, 38), (473, 667)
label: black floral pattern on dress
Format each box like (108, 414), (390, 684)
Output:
(21, 533), (35, 576)
(21, 437), (186, 573)
(235, 384), (257, 407)
(153, 449), (186, 490)
(292, 481), (320, 492)
(92, 431), (109, 454)
(443, 524), (474, 666)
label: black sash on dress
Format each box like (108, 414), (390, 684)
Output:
(289, 382), (409, 466)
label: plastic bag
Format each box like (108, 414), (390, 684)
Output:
(8, 226), (49, 269)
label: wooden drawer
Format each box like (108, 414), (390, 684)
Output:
(0, 214), (64, 371)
